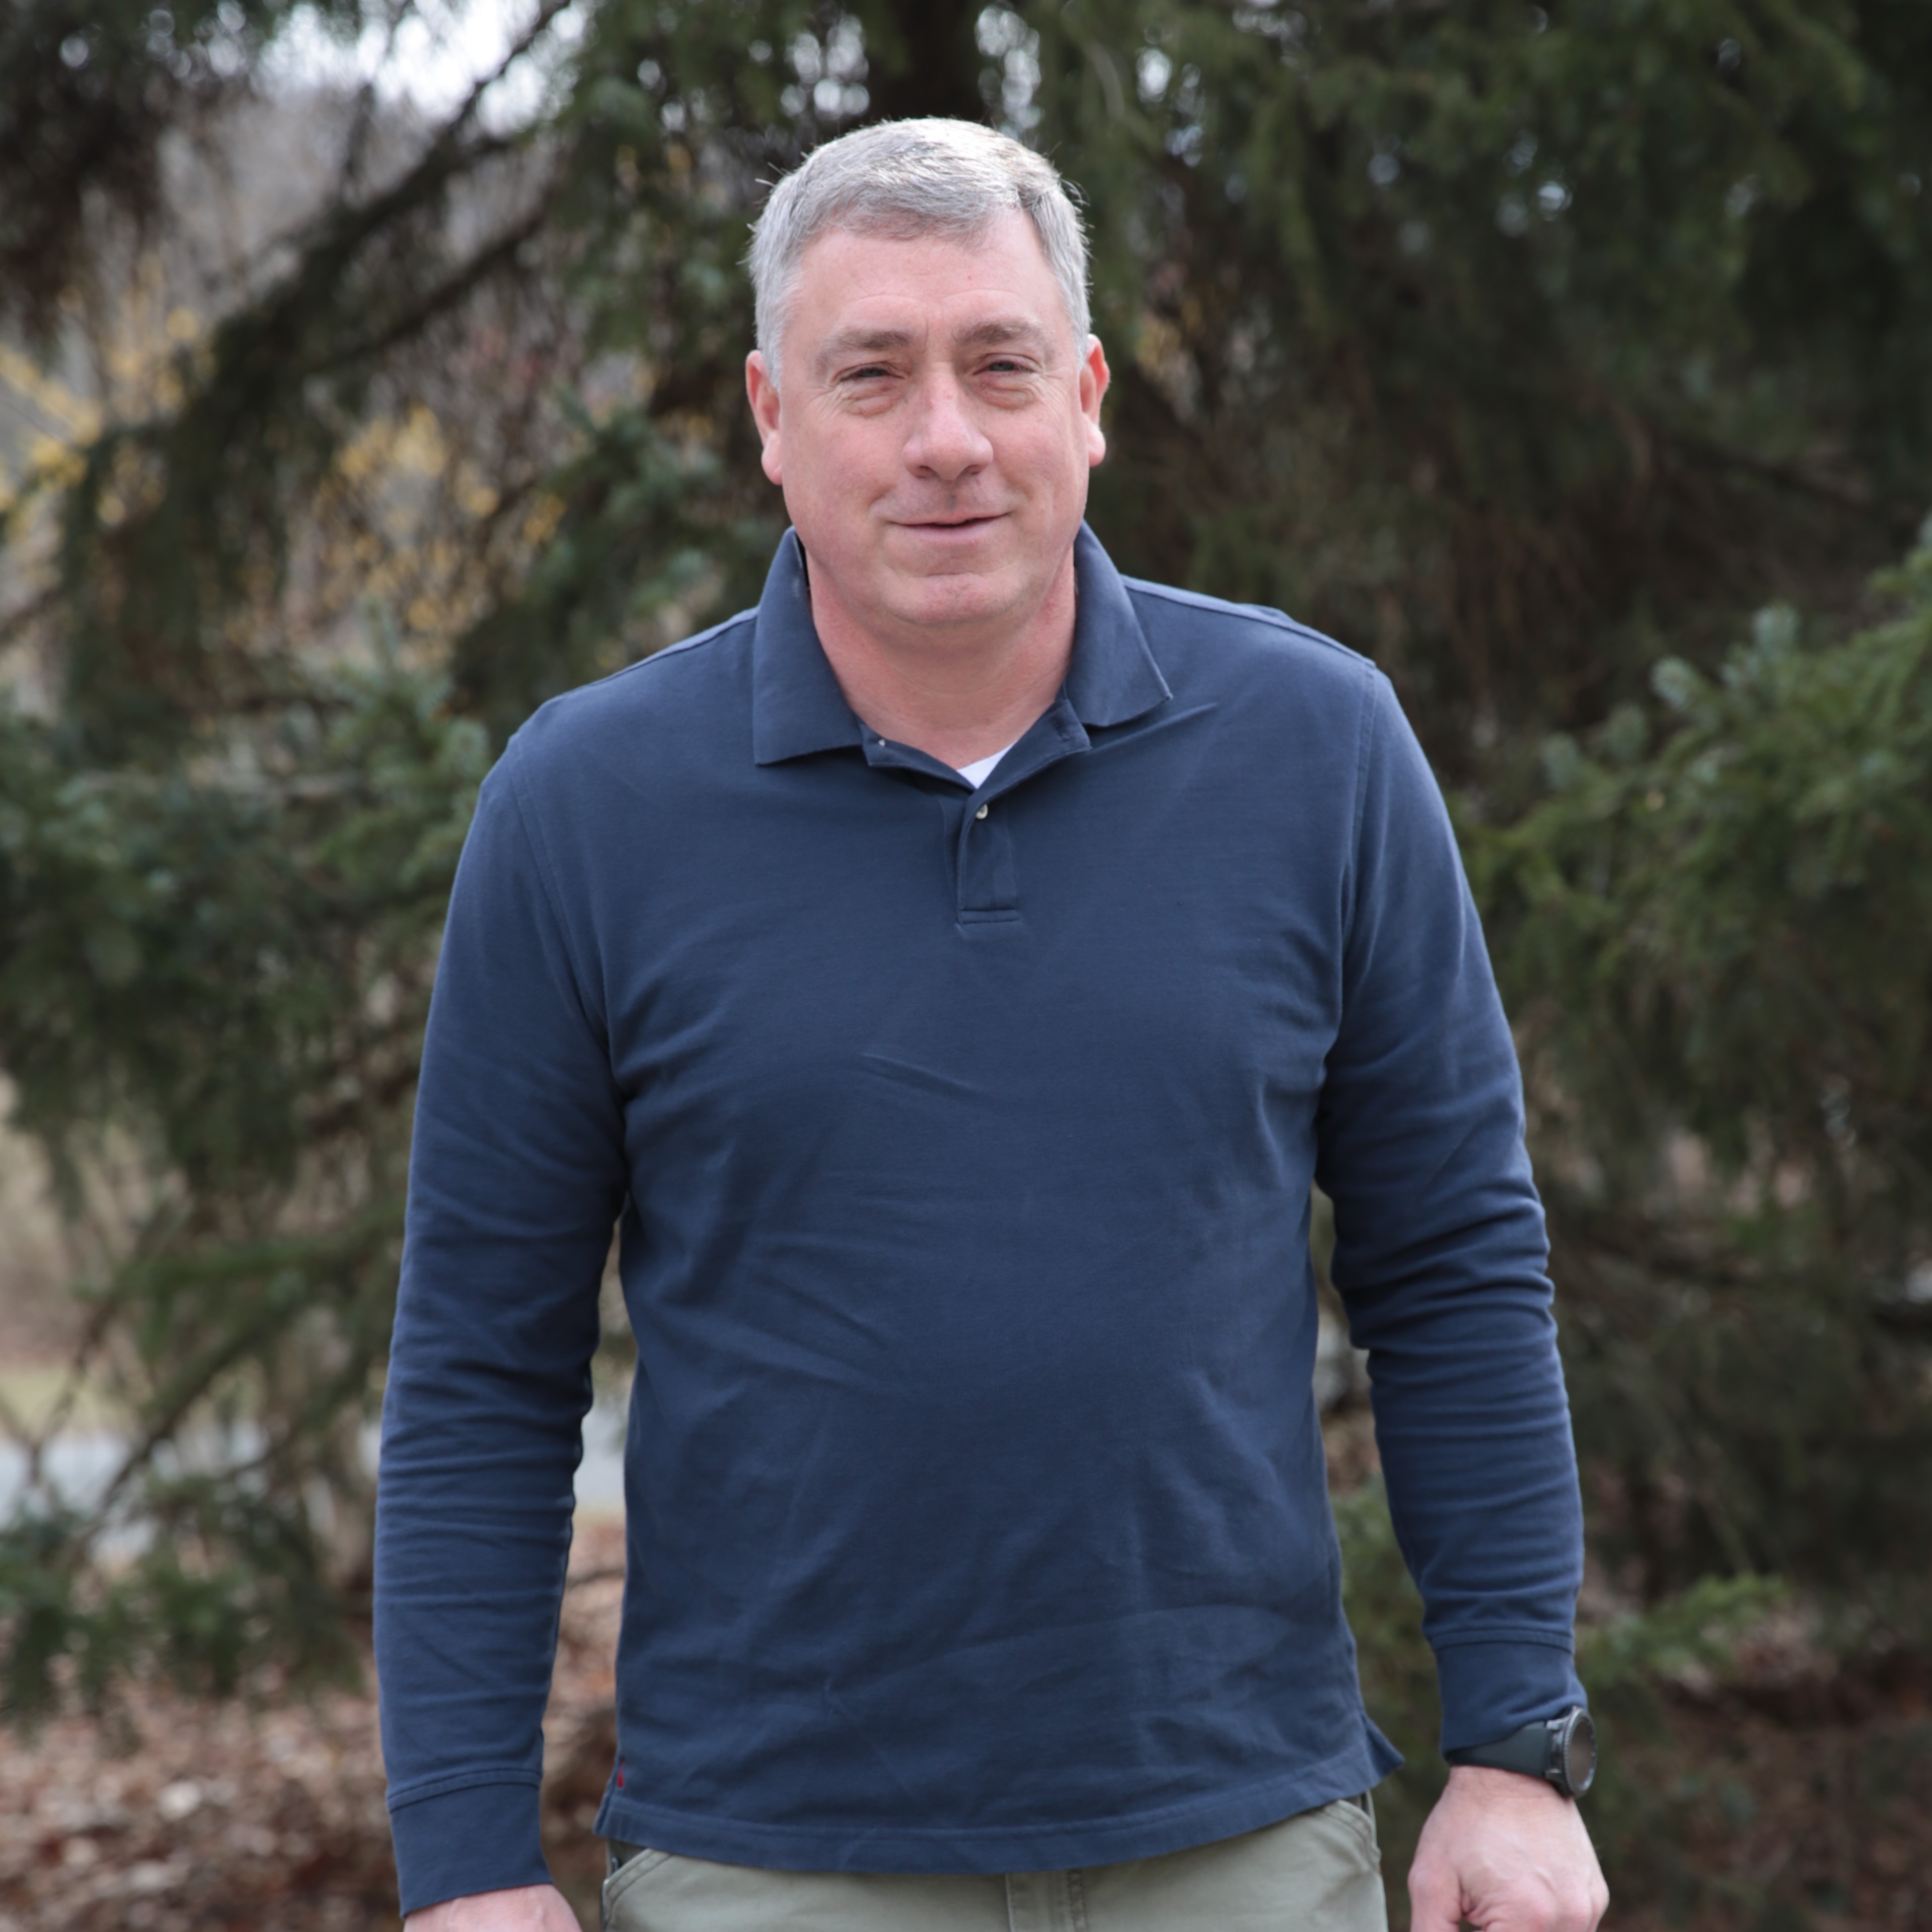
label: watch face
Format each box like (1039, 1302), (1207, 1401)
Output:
(1559, 1709), (1597, 1795)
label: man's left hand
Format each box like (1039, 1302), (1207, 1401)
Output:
(1407, 1764), (1608, 1932)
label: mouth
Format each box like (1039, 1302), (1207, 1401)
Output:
(895, 512), (1005, 534)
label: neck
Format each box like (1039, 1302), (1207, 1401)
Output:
(804, 548), (1078, 772)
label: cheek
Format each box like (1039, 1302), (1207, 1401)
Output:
(995, 418), (1087, 497)
(783, 426), (889, 556)
(799, 417), (898, 495)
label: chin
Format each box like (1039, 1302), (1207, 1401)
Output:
(888, 575), (1022, 631)
(889, 550), (1035, 612)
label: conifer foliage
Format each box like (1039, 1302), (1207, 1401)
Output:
(2, 0), (1929, 1850)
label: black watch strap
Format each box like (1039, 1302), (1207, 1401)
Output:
(1446, 1722), (1551, 1781)
(1445, 1706), (1595, 1796)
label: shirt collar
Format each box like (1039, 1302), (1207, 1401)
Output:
(750, 522), (1171, 767)
(1063, 521), (1173, 728)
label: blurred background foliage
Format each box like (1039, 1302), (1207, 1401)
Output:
(2, 0), (1931, 1922)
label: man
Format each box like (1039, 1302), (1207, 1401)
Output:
(377, 118), (1609, 1932)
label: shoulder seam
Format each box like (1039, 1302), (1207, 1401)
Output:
(496, 746), (610, 1050)
(1120, 577), (1375, 667)
(506, 606), (756, 737)
(1339, 659), (1385, 947)
(575, 607), (757, 691)
(1350, 660), (1384, 856)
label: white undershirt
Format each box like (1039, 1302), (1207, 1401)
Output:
(954, 739), (1021, 789)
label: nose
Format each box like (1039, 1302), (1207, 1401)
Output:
(902, 369), (993, 482)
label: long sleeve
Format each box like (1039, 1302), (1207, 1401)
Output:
(374, 746), (628, 1915)
(1315, 674), (1586, 1753)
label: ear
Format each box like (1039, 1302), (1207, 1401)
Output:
(746, 351), (783, 484)
(1078, 335), (1110, 468)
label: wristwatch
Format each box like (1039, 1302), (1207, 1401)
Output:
(1445, 1706), (1596, 1797)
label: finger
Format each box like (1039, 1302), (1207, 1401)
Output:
(1586, 1875), (1611, 1932)
(1407, 1856), (1469, 1932)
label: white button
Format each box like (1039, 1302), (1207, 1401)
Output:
(975, 803), (989, 820)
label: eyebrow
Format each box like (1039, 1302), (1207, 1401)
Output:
(952, 316), (1056, 356)
(816, 327), (917, 371)
(814, 315), (1058, 376)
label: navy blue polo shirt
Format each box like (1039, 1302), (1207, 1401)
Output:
(375, 527), (1585, 1916)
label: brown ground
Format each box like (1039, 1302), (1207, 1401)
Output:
(0, 1521), (626, 1932)
(1604, 1672), (1932, 1932)
(1, 1512), (1929, 1931)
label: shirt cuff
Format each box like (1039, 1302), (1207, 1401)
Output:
(1433, 1637), (1586, 1757)
(389, 1777), (551, 1917)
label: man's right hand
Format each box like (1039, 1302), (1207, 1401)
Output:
(405, 1883), (584, 1931)
(1408, 1765), (1608, 1931)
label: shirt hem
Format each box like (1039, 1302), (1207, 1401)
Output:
(590, 1734), (1398, 1875)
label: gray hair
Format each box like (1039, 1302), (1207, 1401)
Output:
(749, 118), (1091, 389)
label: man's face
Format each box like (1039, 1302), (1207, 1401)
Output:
(745, 210), (1108, 645)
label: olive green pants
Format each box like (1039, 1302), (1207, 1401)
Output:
(601, 1798), (1386, 1931)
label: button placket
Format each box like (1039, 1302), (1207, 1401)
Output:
(955, 793), (1017, 920)
(947, 701), (1092, 924)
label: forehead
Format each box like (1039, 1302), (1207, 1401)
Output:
(787, 211), (1070, 350)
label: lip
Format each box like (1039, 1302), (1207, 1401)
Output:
(892, 513), (1006, 535)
